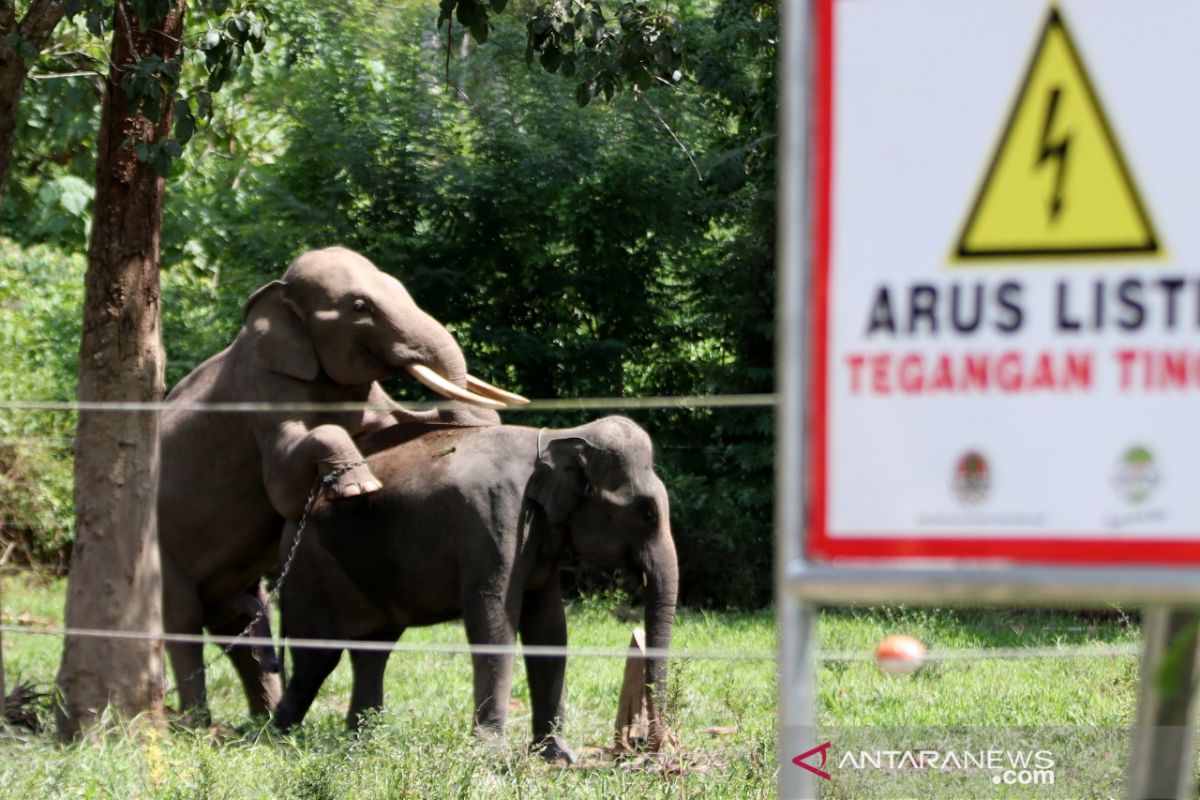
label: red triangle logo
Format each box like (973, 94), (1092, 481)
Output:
(792, 741), (832, 780)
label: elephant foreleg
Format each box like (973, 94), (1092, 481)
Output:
(519, 578), (576, 764)
(462, 595), (518, 743)
(260, 420), (382, 521)
(273, 645), (342, 731)
(347, 631), (401, 731)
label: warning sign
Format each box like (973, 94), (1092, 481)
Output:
(956, 7), (1158, 259)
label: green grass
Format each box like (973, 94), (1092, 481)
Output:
(0, 573), (1144, 798)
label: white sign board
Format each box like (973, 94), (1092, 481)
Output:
(811, 0), (1200, 563)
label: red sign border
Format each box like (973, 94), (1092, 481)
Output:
(806, 0), (1200, 564)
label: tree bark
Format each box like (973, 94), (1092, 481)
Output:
(55, 0), (184, 738)
(0, 0), (67, 204)
(1, 573), (5, 726)
(0, 46), (24, 205)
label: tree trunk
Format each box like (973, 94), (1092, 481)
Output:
(0, 49), (24, 204)
(55, 0), (184, 738)
(0, 0), (68, 205)
(1, 574), (5, 725)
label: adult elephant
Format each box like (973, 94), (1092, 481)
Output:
(159, 246), (519, 721)
(272, 416), (678, 764)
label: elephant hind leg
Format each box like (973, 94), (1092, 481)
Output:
(347, 630), (401, 731)
(208, 621), (283, 718)
(208, 586), (283, 718)
(163, 573), (209, 724)
(273, 645), (342, 731)
(233, 650), (283, 718)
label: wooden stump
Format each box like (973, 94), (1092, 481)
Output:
(613, 629), (649, 752)
(613, 628), (676, 755)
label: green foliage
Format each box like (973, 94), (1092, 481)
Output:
(0, 575), (1143, 796)
(0, 238), (237, 562)
(439, 0), (499, 44)
(120, 54), (182, 123)
(62, 0), (112, 37)
(3, 31), (42, 62)
(0, 15), (102, 249)
(437, 0), (683, 105)
(1, 0), (780, 607)
(159, 2), (776, 606)
(48, 0), (273, 177)
(20, 174), (93, 242)
(3, 575), (779, 797)
(0, 0), (271, 236)
(524, 0), (683, 105)
(198, 6), (268, 93)
(0, 239), (83, 567)
(1155, 614), (1200, 695)
(161, 257), (237, 388)
(133, 1), (271, 176)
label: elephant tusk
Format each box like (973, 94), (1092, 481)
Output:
(466, 374), (530, 405)
(405, 364), (506, 409)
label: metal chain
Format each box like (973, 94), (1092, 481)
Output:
(168, 461), (367, 702)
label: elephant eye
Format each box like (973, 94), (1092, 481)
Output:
(635, 497), (659, 527)
(352, 298), (371, 314)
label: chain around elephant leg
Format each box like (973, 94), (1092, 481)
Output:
(167, 462), (366, 708)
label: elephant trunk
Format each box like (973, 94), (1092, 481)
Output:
(402, 309), (469, 386)
(391, 308), (526, 410)
(395, 312), (500, 410)
(640, 527), (678, 751)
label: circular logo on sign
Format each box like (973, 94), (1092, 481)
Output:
(953, 451), (990, 505)
(1113, 445), (1158, 505)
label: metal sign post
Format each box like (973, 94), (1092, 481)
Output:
(1126, 609), (1200, 800)
(777, 1), (1200, 797)
(776, 0), (816, 796)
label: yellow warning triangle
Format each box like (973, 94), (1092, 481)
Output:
(956, 7), (1158, 259)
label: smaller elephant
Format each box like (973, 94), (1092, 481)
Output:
(273, 416), (679, 763)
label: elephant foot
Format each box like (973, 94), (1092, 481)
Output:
(533, 734), (578, 766)
(168, 704), (212, 730)
(471, 726), (511, 758)
(323, 463), (383, 500)
(271, 703), (301, 733)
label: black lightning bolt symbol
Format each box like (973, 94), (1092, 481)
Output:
(1036, 86), (1069, 221)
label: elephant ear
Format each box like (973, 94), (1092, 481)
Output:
(528, 435), (591, 526)
(243, 280), (319, 381)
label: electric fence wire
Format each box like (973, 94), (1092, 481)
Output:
(0, 390), (1141, 666)
(0, 623), (1143, 662)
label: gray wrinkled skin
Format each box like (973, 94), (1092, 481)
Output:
(159, 246), (498, 722)
(273, 416), (679, 765)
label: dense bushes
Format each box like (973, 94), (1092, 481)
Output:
(0, 1), (777, 606)
(0, 239), (233, 566)
(0, 240), (81, 566)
